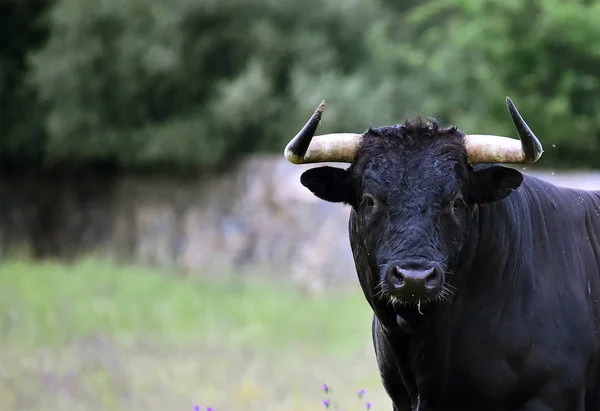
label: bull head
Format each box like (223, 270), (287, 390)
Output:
(284, 97), (543, 166)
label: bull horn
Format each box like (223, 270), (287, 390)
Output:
(463, 97), (544, 164)
(284, 97), (544, 166)
(283, 101), (362, 164)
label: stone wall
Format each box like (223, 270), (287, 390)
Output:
(0, 156), (598, 293)
(0, 156), (356, 292)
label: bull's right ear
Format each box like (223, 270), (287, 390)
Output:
(300, 166), (354, 205)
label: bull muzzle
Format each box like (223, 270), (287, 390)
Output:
(283, 97), (544, 165)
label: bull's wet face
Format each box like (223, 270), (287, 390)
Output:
(356, 152), (467, 306)
(300, 120), (524, 309)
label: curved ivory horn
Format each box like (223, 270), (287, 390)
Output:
(283, 101), (362, 164)
(284, 97), (544, 165)
(464, 97), (544, 164)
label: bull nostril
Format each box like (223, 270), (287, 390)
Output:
(424, 268), (437, 285)
(385, 265), (405, 287)
(394, 266), (405, 284)
(424, 268), (442, 288)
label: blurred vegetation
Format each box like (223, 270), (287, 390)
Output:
(0, 259), (385, 411)
(0, 258), (371, 352)
(1, 0), (599, 172)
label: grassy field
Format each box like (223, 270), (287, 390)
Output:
(0, 258), (391, 411)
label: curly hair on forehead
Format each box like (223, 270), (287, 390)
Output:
(357, 116), (467, 161)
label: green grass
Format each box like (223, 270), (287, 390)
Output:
(0, 258), (371, 353)
(0, 258), (390, 411)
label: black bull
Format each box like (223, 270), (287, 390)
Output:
(283, 99), (600, 410)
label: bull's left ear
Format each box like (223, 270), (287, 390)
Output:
(300, 166), (354, 205)
(469, 166), (524, 204)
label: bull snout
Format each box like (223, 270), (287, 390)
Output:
(384, 261), (443, 297)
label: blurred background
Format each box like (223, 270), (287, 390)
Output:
(1, 0), (599, 410)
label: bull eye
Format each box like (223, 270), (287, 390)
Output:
(452, 196), (465, 212)
(361, 193), (375, 209)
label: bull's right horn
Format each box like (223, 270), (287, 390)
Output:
(283, 101), (363, 164)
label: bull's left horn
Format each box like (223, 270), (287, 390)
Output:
(463, 97), (544, 164)
(284, 101), (363, 164)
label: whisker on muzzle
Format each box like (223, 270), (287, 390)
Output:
(442, 283), (458, 292)
(377, 279), (458, 309)
(373, 285), (386, 300)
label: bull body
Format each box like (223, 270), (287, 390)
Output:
(359, 174), (600, 410)
(285, 101), (600, 411)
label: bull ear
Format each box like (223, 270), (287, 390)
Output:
(469, 165), (524, 204)
(300, 166), (354, 205)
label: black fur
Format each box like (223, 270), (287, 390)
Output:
(300, 117), (600, 411)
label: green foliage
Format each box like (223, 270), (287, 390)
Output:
(23, 0), (394, 170)
(0, 1), (50, 166)
(1, 0), (599, 170)
(372, 0), (600, 167)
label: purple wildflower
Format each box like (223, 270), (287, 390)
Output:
(323, 383), (330, 394)
(365, 402), (372, 410)
(358, 388), (366, 398)
(207, 408), (213, 411)
(323, 399), (331, 408)
(193, 406), (200, 411)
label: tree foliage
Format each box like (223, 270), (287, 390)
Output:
(1, 0), (599, 171)
(0, 0), (50, 167)
(383, 0), (600, 167)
